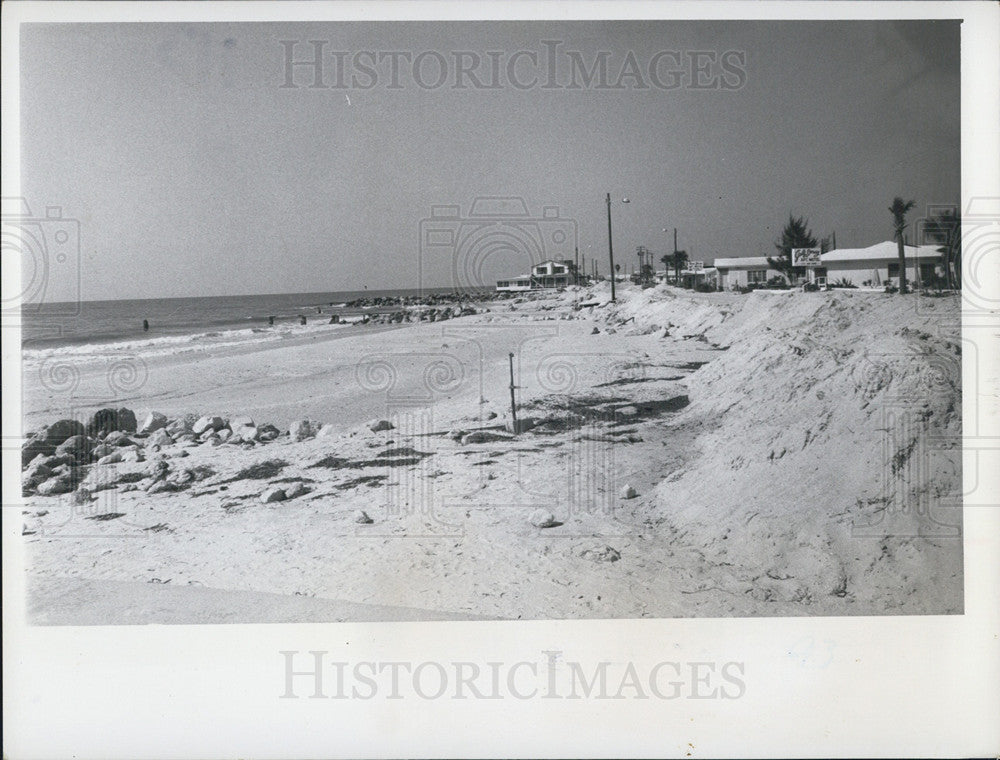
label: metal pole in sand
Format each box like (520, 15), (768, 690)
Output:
(508, 352), (518, 430)
(142, 319), (149, 332)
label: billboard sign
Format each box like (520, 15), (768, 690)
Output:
(792, 248), (822, 267)
(685, 260), (705, 272)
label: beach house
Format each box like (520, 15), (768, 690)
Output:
(715, 242), (945, 290)
(496, 259), (578, 292)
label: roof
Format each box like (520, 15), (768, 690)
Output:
(713, 256), (772, 269)
(821, 241), (942, 263)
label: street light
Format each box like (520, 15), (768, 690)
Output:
(606, 194), (630, 302)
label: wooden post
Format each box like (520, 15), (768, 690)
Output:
(508, 352), (518, 429)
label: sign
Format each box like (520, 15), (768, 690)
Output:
(792, 248), (822, 267)
(685, 261), (705, 272)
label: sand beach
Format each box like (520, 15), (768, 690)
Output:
(19, 283), (963, 623)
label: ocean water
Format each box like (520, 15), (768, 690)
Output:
(21, 287), (480, 356)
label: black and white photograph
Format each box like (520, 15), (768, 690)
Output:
(3, 1), (998, 757)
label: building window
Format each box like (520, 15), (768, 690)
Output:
(747, 270), (768, 284)
(887, 263), (900, 278)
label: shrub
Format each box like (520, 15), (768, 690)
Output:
(830, 278), (858, 289)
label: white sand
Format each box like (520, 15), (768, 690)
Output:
(21, 284), (963, 622)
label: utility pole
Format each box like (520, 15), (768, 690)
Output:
(606, 193), (617, 302)
(508, 353), (518, 430)
(574, 246), (579, 285)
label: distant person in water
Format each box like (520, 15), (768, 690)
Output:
(268, 316), (275, 326)
(142, 319), (149, 332)
(299, 315), (307, 326)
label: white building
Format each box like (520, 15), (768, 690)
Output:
(820, 241), (943, 287)
(497, 259), (577, 292)
(714, 256), (783, 290)
(715, 242), (945, 290)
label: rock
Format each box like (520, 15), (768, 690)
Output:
(257, 423), (280, 442)
(88, 407), (136, 436)
(289, 419), (316, 441)
(228, 416), (255, 430)
(45, 419), (85, 445)
(121, 448), (145, 463)
(90, 443), (115, 460)
(617, 406), (639, 417)
(22, 434), (56, 466)
(448, 429), (467, 441)
(368, 419), (394, 433)
(55, 435), (94, 462)
(138, 411), (168, 434)
(487, 411), (498, 420)
(232, 425), (258, 442)
(461, 431), (512, 445)
(80, 466), (120, 492)
(175, 434), (198, 445)
(580, 545), (621, 562)
(22, 462), (53, 491)
(353, 509), (373, 524)
(165, 418), (192, 437)
(591, 326), (600, 334)
(505, 417), (538, 434)
(260, 486), (286, 503)
(529, 509), (558, 528)
(192, 415), (226, 435)
(36, 474), (75, 496)
(146, 429), (173, 448)
(97, 450), (124, 465)
(216, 429), (232, 443)
(620, 484), (638, 499)
(71, 487), (92, 505)
(146, 459), (170, 479)
(103, 430), (135, 447)
(316, 424), (337, 437)
(284, 481), (309, 499)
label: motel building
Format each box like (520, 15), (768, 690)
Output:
(715, 241), (945, 290)
(496, 259), (578, 292)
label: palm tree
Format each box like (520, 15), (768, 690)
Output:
(767, 215), (817, 285)
(672, 249), (689, 287)
(923, 207), (961, 290)
(889, 197), (916, 294)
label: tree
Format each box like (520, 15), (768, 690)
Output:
(889, 197), (916, 294)
(922, 207), (961, 290)
(672, 249), (688, 286)
(768, 215), (817, 285)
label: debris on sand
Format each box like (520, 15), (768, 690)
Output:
(620, 484), (638, 499)
(580, 545), (621, 562)
(353, 509), (374, 524)
(369, 419), (394, 433)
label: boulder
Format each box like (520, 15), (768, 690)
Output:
(289, 419), (316, 441)
(121, 448), (145, 463)
(165, 418), (192, 437)
(591, 327), (600, 334)
(260, 486), (286, 503)
(45, 419), (85, 445)
(192, 415), (226, 435)
(55, 435), (94, 462)
(22, 462), (53, 492)
(36, 474), (76, 496)
(529, 509), (558, 528)
(257, 424), (281, 442)
(316, 424), (337, 438)
(97, 450), (124, 465)
(90, 443), (115, 460)
(22, 434), (55, 466)
(216, 429), (232, 443)
(620, 484), (638, 499)
(353, 509), (373, 524)
(146, 429), (173, 449)
(228, 416), (255, 430)
(138, 411), (168, 434)
(103, 431), (135, 447)
(87, 407), (137, 436)
(284, 481), (309, 499)
(71, 487), (93, 505)
(368, 419), (394, 433)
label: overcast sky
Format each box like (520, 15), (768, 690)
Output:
(20, 20), (960, 301)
